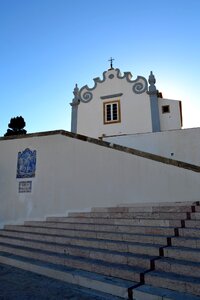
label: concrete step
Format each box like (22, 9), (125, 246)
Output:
(0, 251), (136, 299)
(195, 206), (200, 212)
(117, 201), (200, 207)
(5, 222), (177, 236)
(2, 202), (200, 298)
(185, 220), (200, 229)
(1, 227), (171, 246)
(191, 213), (200, 220)
(132, 283), (200, 300)
(154, 257), (200, 278)
(171, 236), (200, 249)
(46, 217), (183, 227)
(178, 227), (200, 238)
(0, 234), (163, 262)
(91, 205), (196, 213)
(163, 246), (200, 263)
(0, 243), (147, 282)
(67, 211), (189, 220)
(144, 270), (200, 296)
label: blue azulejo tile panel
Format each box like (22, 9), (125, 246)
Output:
(16, 148), (36, 178)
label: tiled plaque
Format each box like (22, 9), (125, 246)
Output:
(19, 181), (32, 193)
(16, 148), (36, 178)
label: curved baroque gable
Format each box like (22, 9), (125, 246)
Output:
(79, 68), (148, 103)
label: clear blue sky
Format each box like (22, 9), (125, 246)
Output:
(0, 0), (200, 136)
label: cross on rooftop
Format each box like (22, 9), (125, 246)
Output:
(108, 57), (115, 69)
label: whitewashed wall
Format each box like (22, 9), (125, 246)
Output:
(158, 98), (182, 131)
(0, 131), (199, 227)
(75, 69), (182, 138)
(104, 127), (200, 165)
(77, 69), (153, 138)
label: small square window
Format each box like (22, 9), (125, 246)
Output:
(162, 105), (170, 114)
(103, 100), (121, 124)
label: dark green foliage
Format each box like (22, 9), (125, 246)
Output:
(4, 116), (27, 136)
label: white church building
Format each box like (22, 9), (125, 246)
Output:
(0, 64), (200, 226)
(71, 66), (182, 138)
(71, 65), (200, 166)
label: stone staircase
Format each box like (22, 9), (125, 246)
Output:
(0, 202), (200, 299)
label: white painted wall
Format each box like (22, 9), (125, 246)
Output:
(158, 98), (182, 131)
(104, 127), (200, 165)
(75, 69), (182, 138)
(77, 69), (153, 138)
(0, 131), (199, 227)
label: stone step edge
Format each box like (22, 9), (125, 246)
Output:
(116, 201), (200, 207)
(156, 256), (200, 268)
(44, 218), (184, 226)
(172, 236), (200, 242)
(154, 257), (200, 278)
(91, 205), (197, 213)
(0, 243), (149, 275)
(0, 233), (166, 250)
(58, 212), (193, 220)
(0, 238), (162, 270)
(2, 234), (199, 276)
(164, 245), (200, 254)
(91, 204), (198, 213)
(145, 270), (200, 285)
(2, 227), (175, 240)
(0, 235), (165, 255)
(132, 283), (200, 300)
(0, 251), (199, 300)
(185, 220), (200, 229)
(20, 222), (183, 231)
(3, 225), (178, 239)
(0, 252), (136, 299)
(144, 270), (200, 297)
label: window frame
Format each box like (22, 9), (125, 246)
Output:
(103, 100), (121, 124)
(162, 105), (170, 114)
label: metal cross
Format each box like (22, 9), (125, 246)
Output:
(108, 57), (115, 69)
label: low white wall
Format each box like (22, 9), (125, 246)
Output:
(104, 127), (200, 165)
(0, 131), (199, 227)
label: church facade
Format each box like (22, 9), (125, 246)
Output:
(70, 66), (200, 165)
(71, 67), (182, 139)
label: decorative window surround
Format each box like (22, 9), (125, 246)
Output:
(100, 93), (123, 100)
(103, 100), (121, 124)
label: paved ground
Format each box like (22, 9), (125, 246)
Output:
(0, 264), (123, 300)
